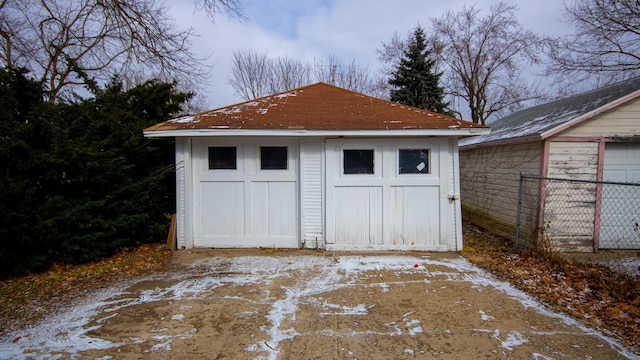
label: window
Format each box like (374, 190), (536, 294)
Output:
(208, 146), (236, 169)
(399, 149), (429, 174)
(261, 146), (288, 170)
(343, 149), (374, 174)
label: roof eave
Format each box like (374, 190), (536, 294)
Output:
(459, 134), (541, 150)
(143, 128), (491, 138)
(540, 88), (640, 140)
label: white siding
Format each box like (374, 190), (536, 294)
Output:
(451, 138), (464, 250)
(174, 137), (191, 249)
(544, 141), (598, 252)
(547, 142), (599, 180)
(459, 142), (541, 239)
(300, 140), (324, 248)
(559, 97), (640, 138)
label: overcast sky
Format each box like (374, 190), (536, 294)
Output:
(168, 0), (571, 109)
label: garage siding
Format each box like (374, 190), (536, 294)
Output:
(559, 97), (640, 138)
(300, 140), (324, 249)
(459, 142), (541, 240)
(543, 141), (599, 251)
(175, 137), (191, 249)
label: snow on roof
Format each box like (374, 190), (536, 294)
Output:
(145, 82), (487, 133)
(460, 77), (640, 148)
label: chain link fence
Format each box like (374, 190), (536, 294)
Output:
(516, 174), (640, 278)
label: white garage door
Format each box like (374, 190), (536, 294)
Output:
(192, 139), (299, 248)
(325, 138), (451, 251)
(600, 143), (640, 249)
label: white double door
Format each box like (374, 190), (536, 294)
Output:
(325, 138), (452, 250)
(193, 139), (299, 248)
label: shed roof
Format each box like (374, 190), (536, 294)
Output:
(144, 82), (487, 137)
(460, 77), (640, 148)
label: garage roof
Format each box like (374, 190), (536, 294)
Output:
(460, 76), (640, 148)
(144, 82), (488, 137)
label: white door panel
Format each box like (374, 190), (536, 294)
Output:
(392, 186), (440, 246)
(200, 181), (244, 237)
(326, 138), (451, 250)
(334, 186), (383, 246)
(600, 143), (640, 249)
(193, 139), (299, 248)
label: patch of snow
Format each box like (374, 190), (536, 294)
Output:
(96, 312), (118, 324)
(404, 318), (423, 337)
(148, 337), (172, 352)
(0, 286), (128, 358)
(532, 353), (556, 360)
(171, 314), (185, 321)
(319, 303), (371, 317)
(479, 310), (495, 321)
(600, 257), (640, 278)
(384, 321), (403, 336)
(275, 90), (300, 98)
(404, 348), (415, 356)
(169, 116), (198, 124)
(492, 330), (529, 351)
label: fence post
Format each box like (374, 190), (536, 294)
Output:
(515, 172), (524, 252)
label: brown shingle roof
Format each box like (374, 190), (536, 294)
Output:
(145, 82), (486, 132)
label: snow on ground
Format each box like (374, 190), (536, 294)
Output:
(0, 255), (637, 359)
(602, 257), (640, 278)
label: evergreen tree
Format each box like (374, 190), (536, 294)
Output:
(0, 70), (191, 276)
(389, 26), (449, 113)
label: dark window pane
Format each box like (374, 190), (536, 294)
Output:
(344, 149), (374, 174)
(399, 149), (429, 174)
(261, 146), (288, 170)
(208, 146), (236, 169)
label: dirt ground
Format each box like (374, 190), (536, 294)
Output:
(1, 249), (636, 359)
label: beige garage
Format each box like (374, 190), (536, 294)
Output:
(459, 77), (640, 251)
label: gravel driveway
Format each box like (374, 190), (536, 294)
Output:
(1, 250), (637, 359)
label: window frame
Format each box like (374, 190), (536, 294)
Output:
(343, 149), (375, 175)
(398, 148), (430, 175)
(260, 146), (289, 170)
(208, 146), (237, 170)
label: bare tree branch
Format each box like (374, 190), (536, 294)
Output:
(547, 0), (640, 84)
(429, 2), (551, 124)
(229, 50), (373, 100)
(313, 55), (372, 94)
(229, 48), (270, 100)
(193, 0), (244, 22)
(0, 0), (243, 102)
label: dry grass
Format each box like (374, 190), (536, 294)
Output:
(0, 244), (173, 338)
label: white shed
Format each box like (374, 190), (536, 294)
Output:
(144, 83), (488, 251)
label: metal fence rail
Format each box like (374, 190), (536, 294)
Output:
(516, 174), (640, 277)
